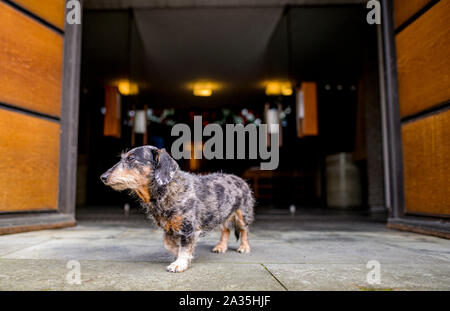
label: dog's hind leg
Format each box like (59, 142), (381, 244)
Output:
(212, 225), (230, 253)
(237, 229), (250, 253)
(235, 209), (251, 253)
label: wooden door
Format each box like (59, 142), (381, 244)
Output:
(0, 0), (80, 233)
(394, 0), (450, 218)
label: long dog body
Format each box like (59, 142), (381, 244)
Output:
(101, 146), (254, 272)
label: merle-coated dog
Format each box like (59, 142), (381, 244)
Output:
(100, 146), (254, 272)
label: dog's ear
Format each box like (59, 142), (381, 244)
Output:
(154, 148), (179, 186)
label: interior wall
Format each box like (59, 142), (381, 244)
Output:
(359, 26), (386, 213)
(81, 10), (131, 87)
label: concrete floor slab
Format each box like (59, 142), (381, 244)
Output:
(0, 232), (52, 257)
(2, 237), (170, 262)
(0, 209), (449, 290)
(265, 263), (450, 291)
(0, 259), (284, 291)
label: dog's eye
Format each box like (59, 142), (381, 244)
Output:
(126, 156), (135, 163)
(151, 149), (159, 163)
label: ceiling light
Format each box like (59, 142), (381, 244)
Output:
(117, 80), (139, 96)
(193, 82), (213, 97)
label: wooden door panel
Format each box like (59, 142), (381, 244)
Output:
(394, 0), (433, 29)
(0, 108), (60, 212)
(0, 2), (63, 117)
(10, 0), (66, 30)
(402, 109), (450, 216)
(396, 0), (450, 118)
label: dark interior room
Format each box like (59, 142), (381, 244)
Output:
(76, 4), (384, 216)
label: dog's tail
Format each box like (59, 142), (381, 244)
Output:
(232, 208), (248, 241)
(234, 226), (240, 241)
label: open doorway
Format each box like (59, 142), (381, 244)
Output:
(3, 0), (450, 291)
(76, 3), (385, 220)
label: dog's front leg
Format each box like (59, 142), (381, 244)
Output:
(166, 237), (196, 273)
(164, 233), (179, 257)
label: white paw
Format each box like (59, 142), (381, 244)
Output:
(212, 244), (227, 253)
(237, 244), (251, 253)
(166, 259), (190, 273)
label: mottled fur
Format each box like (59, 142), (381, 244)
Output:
(101, 145), (254, 272)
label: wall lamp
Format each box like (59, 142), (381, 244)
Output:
(265, 81), (293, 96)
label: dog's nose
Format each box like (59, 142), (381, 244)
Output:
(100, 173), (109, 183)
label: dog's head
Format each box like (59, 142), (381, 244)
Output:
(100, 146), (179, 193)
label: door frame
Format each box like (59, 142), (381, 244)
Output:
(0, 1), (82, 234)
(380, 0), (450, 238)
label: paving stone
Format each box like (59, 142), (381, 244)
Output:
(0, 259), (283, 291)
(264, 263), (450, 291)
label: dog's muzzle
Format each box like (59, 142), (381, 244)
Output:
(100, 172), (109, 184)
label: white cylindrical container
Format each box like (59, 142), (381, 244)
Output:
(326, 153), (361, 208)
(134, 110), (146, 134)
(266, 108), (280, 134)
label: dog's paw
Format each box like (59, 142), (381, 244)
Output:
(237, 244), (251, 254)
(166, 259), (189, 273)
(212, 244), (227, 253)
